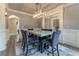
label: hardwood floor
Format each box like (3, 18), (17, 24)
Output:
(60, 43), (79, 52)
(5, 35), (16, 56)
(1, 35), (79, 56)
(0, 50), (6, 56)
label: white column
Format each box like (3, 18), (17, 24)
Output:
(50, 17), (53, 29)
(0, 3), (8, 51)
(42, 16), (45, 29)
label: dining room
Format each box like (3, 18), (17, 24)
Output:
(0, 3), (79, 56)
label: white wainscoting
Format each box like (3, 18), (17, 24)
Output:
(0, 30), (9, 51)
(62, 29), (79, 48)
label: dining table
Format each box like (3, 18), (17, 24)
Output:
(23, 28), (53, 53)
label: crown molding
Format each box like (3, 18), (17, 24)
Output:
(63, 3), (75, 8)
(7, 8), (33, 16)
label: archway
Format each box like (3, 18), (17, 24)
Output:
(8, 15), (20, 42)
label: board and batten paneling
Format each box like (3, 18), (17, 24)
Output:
(0, 3), (8, 51)
(63, 4), (79, 48)
(62, 29), (79, 48)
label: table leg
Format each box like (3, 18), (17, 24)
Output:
(39, 37), (44, 53)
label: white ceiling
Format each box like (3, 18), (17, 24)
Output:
(8, 3), (62, 14)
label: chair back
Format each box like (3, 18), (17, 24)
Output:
(28, 28), (33, 30)
(21, 30), (29, 43)
(21, 30), (25, 41)
(41, 29), (52, 31)
(52, 31), (61, 48)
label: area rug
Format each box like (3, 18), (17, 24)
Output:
(15, 43), (79, 56)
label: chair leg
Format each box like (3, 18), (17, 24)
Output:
(40, 42), (43, 53)
(40, 39), (44, 53)
(25, 44), (28, 56)
(21, 41), (23, 47)
(57, 44), (59, 56)
(23, 42), (25, 52)
(33, 43), (35, 48)
(52, 48), (54, 56)
(25, 49), (28, 56)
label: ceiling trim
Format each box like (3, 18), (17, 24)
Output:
(7, 8), (33, 16)
(63, 3), (75, 8)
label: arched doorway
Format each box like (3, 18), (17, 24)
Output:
(8, 15), (20, 42)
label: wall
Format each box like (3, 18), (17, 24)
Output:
(64, 4), (79, 29)
(46, 5), (63, 30)
(7, 10), (41, 29)
(63, 4), (79, 48)
(45, 18), (51, 29)
(36, 18), (42, 28)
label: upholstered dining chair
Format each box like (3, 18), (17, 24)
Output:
(21, 30), (39, 56)
(46, 31), (61, 56)
(21, 30), (26, 52)
(41, 29), (52, 31)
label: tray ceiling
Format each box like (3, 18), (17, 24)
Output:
(8, 3), (62, 14)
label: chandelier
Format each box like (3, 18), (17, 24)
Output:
(33, 3), (44, 18)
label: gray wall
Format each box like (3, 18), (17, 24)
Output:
(7, 10), (41, 29)
(64, 4), (79, 29)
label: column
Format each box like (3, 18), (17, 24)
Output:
(42, 16), (45, 29)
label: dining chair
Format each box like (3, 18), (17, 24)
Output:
(28, 28), (34, 37)
(21, 30), (26, 52)
(41, 29), (52, 31)
(21, 30), (39, 56)
(46, 31), (61, 56)
(28, 28), (33, 30)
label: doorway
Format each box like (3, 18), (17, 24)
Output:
(8, 15), (20, 42)
(53, 19), (60, 29)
